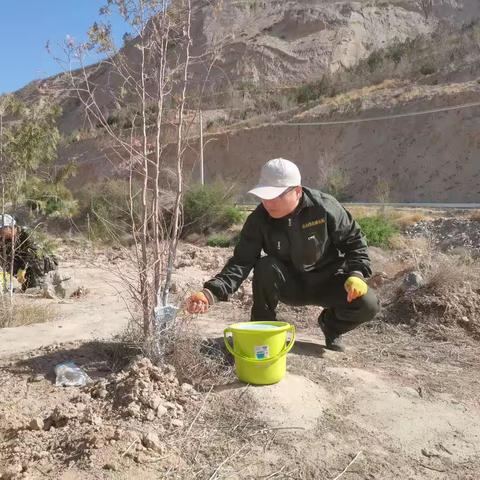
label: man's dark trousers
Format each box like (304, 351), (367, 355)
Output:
(251, 256), (380, 335)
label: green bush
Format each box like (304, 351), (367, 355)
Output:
(223, 205), (245, 225)
(75, 179), (144, 243)
(23, 177), (78, 219)
(207, 234), (232, 248)
(357, 215), (399, 248)
(420, 64), (436, 75)
(293, 76), (333, 104)
(183, 183), (243, 235)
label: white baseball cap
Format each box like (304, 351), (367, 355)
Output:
(0, 214), (16, 228)
(248, 158), (301, 200)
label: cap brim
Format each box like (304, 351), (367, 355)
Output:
(247, 185), (290, 200)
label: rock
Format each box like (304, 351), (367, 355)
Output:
(43, 269), (79, 299)
(403, 271), (425, 289)
(126, 402), (141, 418)
(156, 405), (168, 418)
(134, 452), (151, 464)
(97, 388), (108, 399)
(29, 418), (44, 431)
(145, 410), (156, 422)
(28, 374), (45, 383)
(123, 430), (141, 443)
(48, 404), (80, 427)
(163, 401), (176, 410)
(171, 419), (184, 428)
(142, 432), (164, 452)
(147, 395), (163, 410)
(1, 464), (23, 479)
(181, 383), (195, 394)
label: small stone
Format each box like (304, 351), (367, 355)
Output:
(97, 388), (108, 399)
(134, 452), (150, 464)
(28, 374), (45, 383)
(181, 383), (195, 393)
(403, 271), (425, 289)
(126, 403), (141, 418)
(142, 432), (164, 452)
(29, 418), (44, 431)
(171, 419), (184, 428)
(145, 410), (156, 422)
(156, 405), (168, 418)
(147, 395), (162, 410)
(123, 430), (141, 443)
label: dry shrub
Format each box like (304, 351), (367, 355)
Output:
(0, 299), (57, 328)
(380, 251), (480, 338)
(388, 211), (429, 230)
(469, 210), (480, 222)
(119, 314), (235, 390)
(387, 233), (413, 250)
(346, 205), (376, 218)
(168, 329), (235, 390)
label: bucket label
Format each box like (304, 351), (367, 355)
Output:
(255, 345), (269, 360)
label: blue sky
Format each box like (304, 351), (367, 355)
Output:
(0, 1), (131, 94)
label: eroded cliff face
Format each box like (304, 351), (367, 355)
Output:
(20, 0), (479, 133)
(197, 1), (433, 86)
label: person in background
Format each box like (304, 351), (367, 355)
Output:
(0, 214), (58, 290)
(186, 158), (379, 352)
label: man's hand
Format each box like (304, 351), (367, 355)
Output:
(344, 276), (368, 303)
(186, 291), (210, 314)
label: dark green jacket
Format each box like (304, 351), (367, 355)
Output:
(204, 187), (371, 300)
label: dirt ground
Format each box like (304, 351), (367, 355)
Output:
(1, 240), (480, 479)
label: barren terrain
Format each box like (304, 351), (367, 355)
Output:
(1, 225), (480, 479)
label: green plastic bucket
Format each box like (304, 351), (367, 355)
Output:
(224, 321), (296, 385)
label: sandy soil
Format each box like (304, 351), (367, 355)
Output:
(1, 241), (479, 479)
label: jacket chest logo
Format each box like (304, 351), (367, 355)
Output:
(302, 219), (325, 229)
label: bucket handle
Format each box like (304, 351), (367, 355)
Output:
(223, 325), (296, 364)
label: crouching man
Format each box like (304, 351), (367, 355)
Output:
(186, 158), (379, 351)
(0, 214), (58, 290)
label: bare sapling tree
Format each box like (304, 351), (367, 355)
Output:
(374, 178), (391, 216)
(317, 151), (351, 202)
(416, 0), (434, 21)
(57, 0), (213, 348)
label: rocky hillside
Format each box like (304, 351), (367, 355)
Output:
(15, 0), (479, 132)
(9, 0), (480, 201)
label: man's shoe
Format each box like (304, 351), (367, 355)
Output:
(318, 314), (346, 352)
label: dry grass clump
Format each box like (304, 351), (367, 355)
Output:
(346, 205), (377, 219)
(380, 250), (480, 338)
(168, 331), (235, 390)
(387, 211), (429, 230)
(117, 315), (235, 390)
(469, 210), (480, 222)
(0, 299), (57, 328)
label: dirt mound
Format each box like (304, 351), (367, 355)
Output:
(245, 373), (331, 430)
(406, 218), (480, 255)
(0, 358), (200, 479)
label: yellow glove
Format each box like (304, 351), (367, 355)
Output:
(16, 269), (26, 284)
(344, 276), (368, 303)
